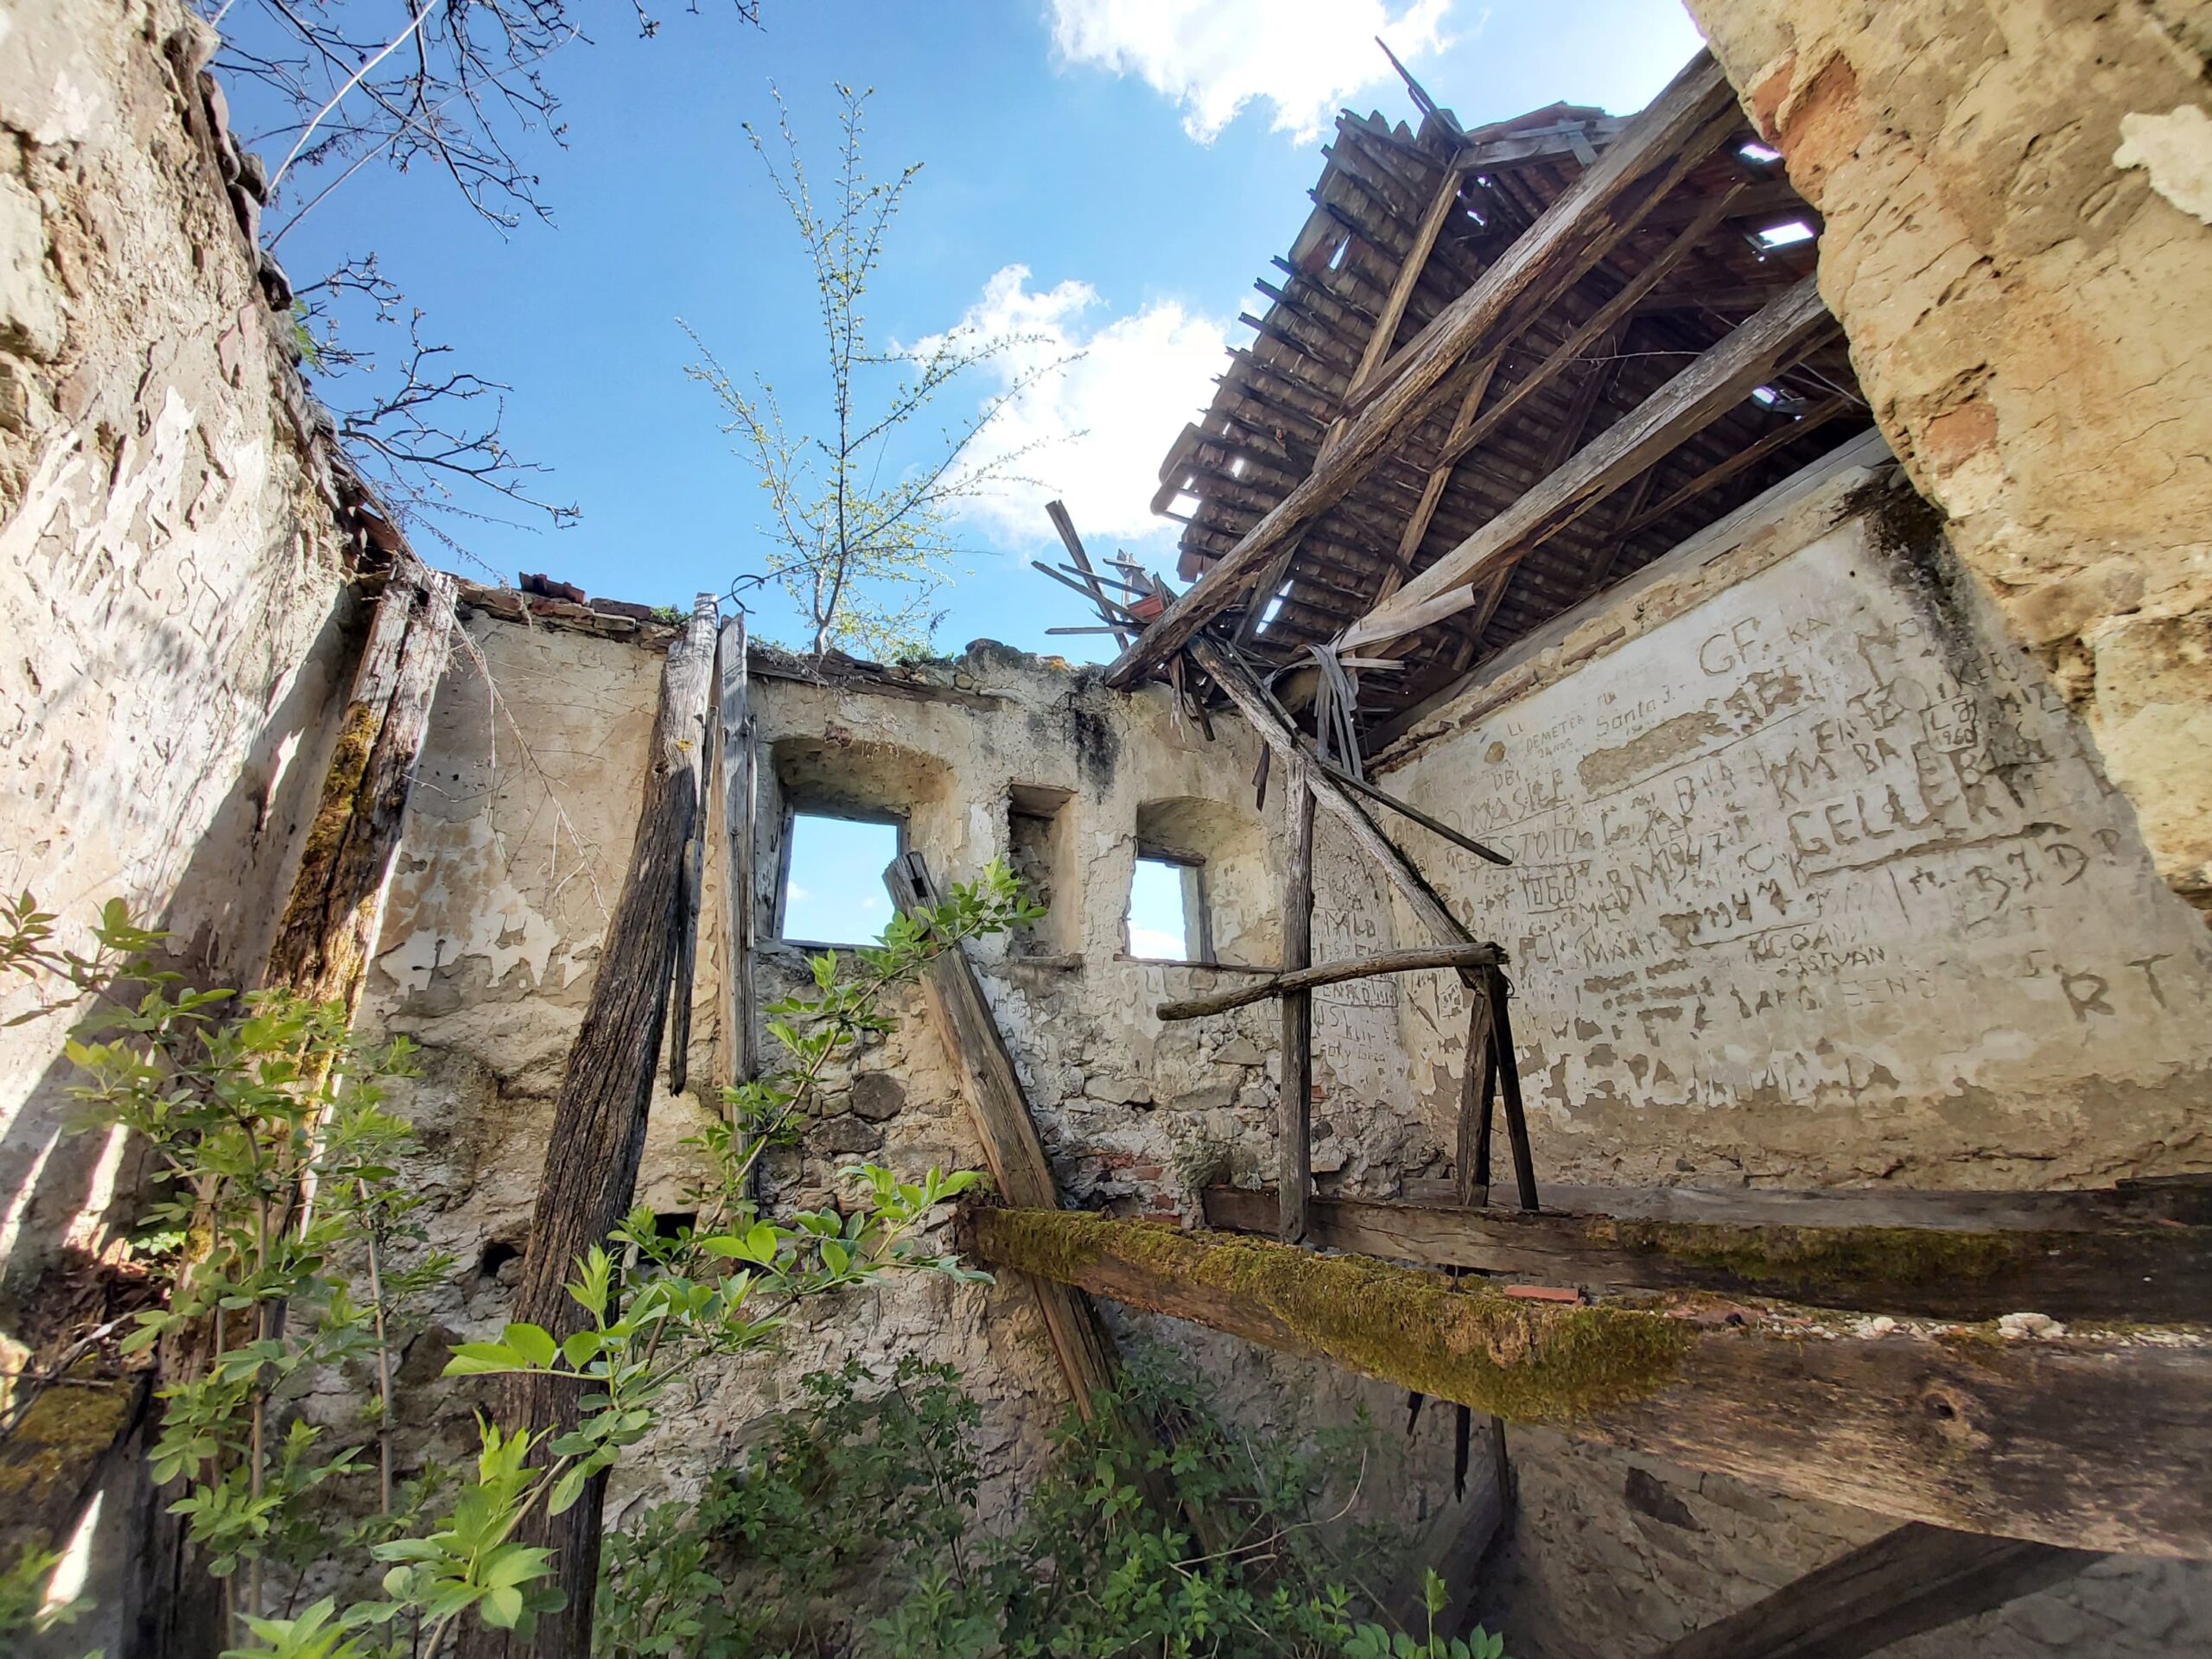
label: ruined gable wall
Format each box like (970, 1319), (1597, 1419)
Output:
(1369, 453), (2212, 1654)
(354, 617), (1478, 1605)
(1681, 0), (2212, 913)
(0, 0), (355, 1295)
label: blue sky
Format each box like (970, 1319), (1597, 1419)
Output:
(257, 0), (1705, 662)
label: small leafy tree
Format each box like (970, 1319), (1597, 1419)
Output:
(690, 85), (1058, 660)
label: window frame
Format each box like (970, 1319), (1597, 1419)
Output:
(772, 804), (907, 947)
(1128, 843), (1213, 966)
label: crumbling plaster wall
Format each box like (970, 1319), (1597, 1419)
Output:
(1372, 452), (2212, 1654)
(0, 0), (355, 1300)
(1377, 454), (2212, 1192)
(355, 613), (1476, 1605)
(1680, 0), (2212, 913)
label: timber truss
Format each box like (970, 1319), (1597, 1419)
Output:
(1093, 51), (1872, 747)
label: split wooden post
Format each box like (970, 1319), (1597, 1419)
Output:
(882, 849), (1122, 1418)
(1656, 1523), (2101, 1659)
(264, 560), (457, 1008)
(1455, 988), (1497, 1209)
(464, 595), (719, 1659)
(964, 1207), (2212, 1558)
(1487, 967), (1538, 1211)
(1280, 766), (1316, 1243)
(714, 613), (760, 1088)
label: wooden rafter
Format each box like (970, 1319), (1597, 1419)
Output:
(1345, 160), (1468, 400)
(1105, 54), (1744, 686)
(1340, 276), (1834, 651)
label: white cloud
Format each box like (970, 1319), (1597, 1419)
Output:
(1128, 925), (1187, 960)
(918, 264), (1228, 548)
(1050, 0), (1457, 143)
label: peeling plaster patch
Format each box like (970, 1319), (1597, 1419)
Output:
(2115, 105), (2212, 224)
(1576, 710), (1730, 792)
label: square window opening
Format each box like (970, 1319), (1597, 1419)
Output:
(779, 811), (902, 945)
(1128, 853), (1209, 963)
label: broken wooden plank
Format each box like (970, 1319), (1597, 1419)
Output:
(1655, 1522), (2101, 1659)
(961, 1207), (2212, 1557)
(1105, 54), (1744, 685)
(884, 850), (1122, 1419)
(479, 594), (720, 1659)
(1280, 769), (1317, 1244)
(1341, 276), (1835, 650)
(1158, 944), (1505, 1020)
(1200, 1188), (2212, 1322)
(264, 562), (457, 1008)
(1186, 636), (1483, 964)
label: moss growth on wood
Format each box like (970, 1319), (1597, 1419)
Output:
(973, 1208), (1695, 1425)
(1585, 1217), (2046, 1297)
(0, 1370), (134, 1545)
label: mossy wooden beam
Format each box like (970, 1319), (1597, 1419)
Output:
(961, 1206), (2212, 1558)
(1203, 1186), (2212, 1323)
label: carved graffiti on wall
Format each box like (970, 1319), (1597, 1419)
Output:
(1388, 521), (2212, 1135)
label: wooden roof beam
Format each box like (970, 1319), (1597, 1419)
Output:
(1339, 275), (1834, 652)
(962, 1205), (2212, 1560)
(1108, 51), (1743, 687)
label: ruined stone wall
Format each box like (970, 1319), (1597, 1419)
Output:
(0, 0), (355, 1297)
(1680, 0), (2212, 914)
(1373, 449), (2212, 1654)
(353, 613), (1480, 1625)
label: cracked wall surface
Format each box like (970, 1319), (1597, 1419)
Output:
(1681, 0), (2212, 914)
(0, 0), (353, 1304)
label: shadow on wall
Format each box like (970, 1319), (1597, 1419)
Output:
(0, 594), (361, 1314)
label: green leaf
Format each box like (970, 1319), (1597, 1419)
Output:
(548, 1463), (591, 1516)
(502, 1321), (559, 1369)
(481, 1584), (525, 1629)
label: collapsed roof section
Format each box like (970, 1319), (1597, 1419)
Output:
(1132, 54), (1873, 741)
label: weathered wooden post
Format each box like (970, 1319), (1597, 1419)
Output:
(462, 594), (718, 1659)
(1279, 766), (1316, 1243)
